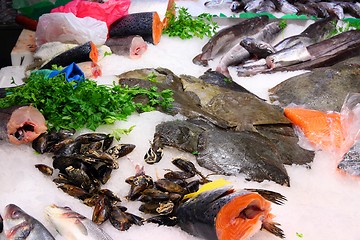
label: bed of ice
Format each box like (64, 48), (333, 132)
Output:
(1, 1), (360, 239)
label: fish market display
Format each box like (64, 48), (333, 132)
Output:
(192, 15), (270, 66)
(207, 0), (360, 19)
(0, 105), (47, 144)
(176, 185), (285, 240)
(269, 55), (360, 112)
(45, 205), (113, 240)
(105, 35), (148, 58)
(3, 204), (55, 239)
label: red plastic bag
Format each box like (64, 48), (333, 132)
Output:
(51, 0), (130, 27)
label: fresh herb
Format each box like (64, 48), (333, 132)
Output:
(192, 151), (199, 155)
(279, 19), (287, 30)
(163, 5), (219, 39)
(104, 51), (112, 57)
(111, 125), (135, 141)
(147, 72), (158, 83)
(223, 77), (232, 83)
(0, 73), (174, 131)
(296, 232), (304, 238)
(328, 19), (360, 37)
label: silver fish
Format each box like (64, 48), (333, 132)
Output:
(216, 21), (282, 77)
(3, 204), (55, 240)
(270, 0), (298, 14)
(45, 205), (113, 240)
(193, 16), (269, 66)
(256, 0), (276, 13)
(204, 0), (232, 8)
(244, 0), (265, 12)
(266, 42), (313, 69)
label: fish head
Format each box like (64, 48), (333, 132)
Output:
(266, 55), (276, 69)
(3, 204), (33, 239)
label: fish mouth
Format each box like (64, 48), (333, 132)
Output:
(12, 122), (35, 141)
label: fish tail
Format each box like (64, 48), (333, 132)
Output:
(262, 220), (285, 239)
(245, 189), (287, 205)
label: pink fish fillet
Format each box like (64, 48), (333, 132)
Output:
(105, 35), (148, 59)
(0, 106), (47, 144)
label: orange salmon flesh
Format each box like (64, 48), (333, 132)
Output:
(215, 192), (273, 240)
(284, 107), (345, 151)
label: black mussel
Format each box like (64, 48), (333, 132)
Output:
(146, 215), (178, 226)
(107, 144), (136, 159)
(185, 180), (200, 194)
(53, 156), (82, 173)
(144, 133), (164, 164)
(83, 194), (101, 207)
(0, 214), (3, 233)
(75, 133), (111, 144)
(97, 164), (113, 184)
(172, 158), (210, 183)
(92, 194), (111, 225)
(80, 141), (103, 154)
(140, 189), (170, 201)
(109, 206), (133, 231)
(126, 212), (144, 226)
(156, 201), (175, 215)
(126, 174), (153, 187)
(99, 189), (122, 203)
(155, 179), (187, 195)
(83, 150), (119, 169)
(164, 170), (195, 180)
(53, 174), (71, 185)
(102, 135), (114, 151)
(169, 193), (183, 202)
(128, 184), (149, 201)
(65, 166), (99, 192)
(57, 183), (91, 200)
(32, 132), (51, 154)
(139, 201), (160, 214)
(35, 164), (53, 176)
(50, 138), (75, 154)
(53, 140), (82, 156)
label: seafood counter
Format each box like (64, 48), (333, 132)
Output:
(1, 1), (360, 240)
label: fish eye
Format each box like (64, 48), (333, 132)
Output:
(12, 210), (21, 218)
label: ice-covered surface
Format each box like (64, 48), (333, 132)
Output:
(1, 1), (360, 240)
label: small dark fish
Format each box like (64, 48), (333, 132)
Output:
(105, 35), (147, 59)
(176, 186), (285, 240)
(193, 16), (269, 66)
(40, 41), (98, 70)
(4, 204), (55, 239)
(240, 37), (275, 58)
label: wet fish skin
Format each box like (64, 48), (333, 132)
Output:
(266, 42), (313, 69)
(45, 204), (113, 240)
(270, 0), (298, 14)
(216, 21), (282, 77)
(193, 15), (269, 66)
(240, 37), (275, 58)
(3, 204), (55, 240)
(244, 0), (265, 12)
(256, 0), (276, 13)
(176, 186), (284, 240)
(338, 141), (360, 176)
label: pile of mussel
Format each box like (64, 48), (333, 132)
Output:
(32, 130), (145, 231)
(125, 157), (210, 226)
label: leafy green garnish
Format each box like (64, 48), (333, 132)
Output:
(0, 73), (174, 131)
(111, 125), (135, 141)
(192, 151), (199, 155)
(163, 5), (219, 39)
(278, 19), (287, 30)
(296, 232), (304, 238)
(147, 72), (158, 83)
(328, 19), (360, 37)
(104, 51), (112, 57)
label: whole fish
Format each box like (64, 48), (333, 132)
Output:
(204, 0), (232, 8)
(105, 35), (148, 59)
(3, 204), (55, 240)
(0, 106), (47, 144)
(216, 21), (282, 77)
(266, 42), (313, 69)
(270, 0), (298, 14)
(256, 0), (276, 13)
(244, 0), (265, 12)
(240, 37), (275, 58)
(339, 2), (360, 18)
(193, 15), (269, 66)
(45, 204), (113, 240)
(176, 186), (285, 240)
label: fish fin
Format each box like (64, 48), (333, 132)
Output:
(262, 221), (285, 239)
(245, 188), (287, 205)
